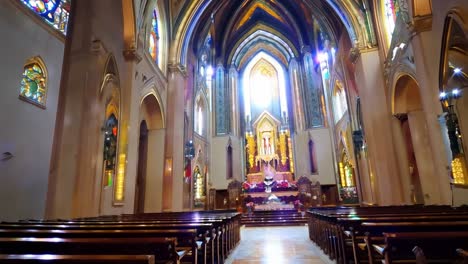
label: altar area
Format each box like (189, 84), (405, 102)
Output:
(242, 112), (298, 211)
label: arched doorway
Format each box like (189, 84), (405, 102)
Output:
(135, 121), (148, 213)
(398, 115), (424, 204)
(393, 75), (426, 204)
(135, 93), (164, 212)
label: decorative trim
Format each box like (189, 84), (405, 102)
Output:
(123, 47), (143, 62)
(168, 63), (187, 77)
(18, 95), (46, 109)
(408, 15), (432, 33)
(409, 0), (433, 33)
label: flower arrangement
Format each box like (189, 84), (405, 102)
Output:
(242, 180), (297, 193)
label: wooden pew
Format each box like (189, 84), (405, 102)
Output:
(307, 206), (468, 264)
(0, 223), (212, 264)
(342, 218), (468, 263)
(0, 237), (182, 264)
(4, 210), (241, 264)
(359, 221), (468, 264)
(0, 229), (201, 264)
(0, 254), (155, 264)
(51, 210), (241, 260)
(372, 231), (468, 264)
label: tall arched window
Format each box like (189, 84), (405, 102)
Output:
(194, 94), (206, 137)
(148, 8), (160, 63)
(250, 59), (278, 109)
(333, 81), (347, 122)
(103, 113), (118, 187)
(19, 57), (47, 108)
(383, 0), (397, 46)
(242, 51), (287, 122)
(21, 0), (71, 34)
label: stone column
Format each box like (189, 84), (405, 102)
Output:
(229, 66), (239, 137)
(354, 49), (404, 205)
(163, 64), (186, 211)
(46, 0), (132, 218)
(407, 110), (444, 203)
(411, 27), (452, 204)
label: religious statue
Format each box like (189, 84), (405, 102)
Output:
(261, 131), (275, 156)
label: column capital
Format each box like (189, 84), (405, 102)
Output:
(168, 63), (187, 77)
(122, 48), (142, 62)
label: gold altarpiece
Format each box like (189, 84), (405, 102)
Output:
(245, 111), (294, 183)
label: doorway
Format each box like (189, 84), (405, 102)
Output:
(393, 75), (427, 204)
(400, 116), (424, 204)
(135, 120), (148, 213)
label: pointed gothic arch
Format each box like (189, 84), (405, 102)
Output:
(194, 91), (208, 138)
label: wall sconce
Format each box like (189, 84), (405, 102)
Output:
(439, 88), (462, 108)
(439, 86), (465, 156)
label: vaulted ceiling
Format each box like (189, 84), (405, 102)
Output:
(186, 0), (347, 68)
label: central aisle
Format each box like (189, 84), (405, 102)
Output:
(225, 226), (329, 264)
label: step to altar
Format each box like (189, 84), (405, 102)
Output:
(241, 209), (307, 227)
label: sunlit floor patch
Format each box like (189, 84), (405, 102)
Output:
(225, 226), (332, 264)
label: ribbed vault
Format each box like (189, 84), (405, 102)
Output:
(172, 0), (376, 67)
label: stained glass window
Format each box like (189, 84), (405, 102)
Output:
(384, 0), (397, 44)
(148, 9), (159, 63)
(333, 83), (347, 122)
(103, 114), (118, 187)
(21, 0), (71, 35)
(194, 95), (205, 137)
(20, 59), (47, 108)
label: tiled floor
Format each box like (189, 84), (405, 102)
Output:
(225, 225), (332, 264)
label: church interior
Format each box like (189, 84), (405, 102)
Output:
(1, 0), (468, 263)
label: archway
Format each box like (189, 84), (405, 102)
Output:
(393, 74), (426, 204)
(136, 94), (164, 212)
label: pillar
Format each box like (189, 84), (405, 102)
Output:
(411, 23), (452, 204)
(407, 110), (445, 203)
(163, 64), (186, 211)
(354, 49), (405, 205)
(46, 0), (133, 218)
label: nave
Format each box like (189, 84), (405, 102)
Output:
(225, 226), (327, 264)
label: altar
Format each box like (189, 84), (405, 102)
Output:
(247, 171), (293, 183)
(242, 111), (297, 210)
(244, 112), (295, 182)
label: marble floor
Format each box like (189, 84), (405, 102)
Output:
(224, 225), (333, 264)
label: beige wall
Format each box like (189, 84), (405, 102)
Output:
(144, 129), (165, 212)
(210, 136), (243, 189)
(294, 129), (336, 185)
(0, 1), (64, 221)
